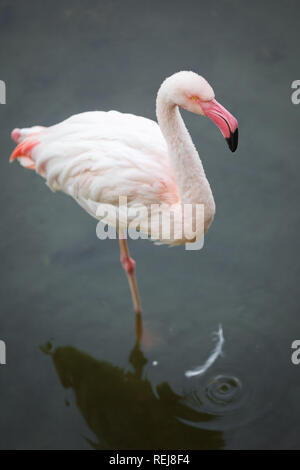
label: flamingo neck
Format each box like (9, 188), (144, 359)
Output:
(156, 90), (212, 207)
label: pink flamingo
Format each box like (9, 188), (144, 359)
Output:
(9, 71), (238, 314)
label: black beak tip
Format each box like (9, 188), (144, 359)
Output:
(226, 128), (239, 153)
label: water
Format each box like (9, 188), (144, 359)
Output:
(1, 0), (300, 449)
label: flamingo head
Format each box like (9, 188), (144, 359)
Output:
(163, 71), (239, 152)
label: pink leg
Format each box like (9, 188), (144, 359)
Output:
(119, 231), (142, 314)
(135, 311), (143, 344)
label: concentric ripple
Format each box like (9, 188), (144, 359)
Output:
(149, 321), (286, 432)
(205, 375), (243, 407)
(179, 323), (285, 431)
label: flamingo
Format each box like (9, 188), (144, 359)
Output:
(9, 71), (238, 315)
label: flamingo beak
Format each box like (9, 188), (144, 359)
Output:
(201, 99), (239, 152)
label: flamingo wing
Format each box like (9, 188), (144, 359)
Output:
(10, 111), (179, 223)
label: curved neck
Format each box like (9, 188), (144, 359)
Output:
(156, 90), (210, 205)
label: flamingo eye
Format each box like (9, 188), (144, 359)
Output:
(190, 96), (198, 101)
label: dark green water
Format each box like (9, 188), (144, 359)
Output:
(1, 0), (300, 449)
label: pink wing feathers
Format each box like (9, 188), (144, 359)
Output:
(9, 111), (179, 217)
(10, 126), (46, 170)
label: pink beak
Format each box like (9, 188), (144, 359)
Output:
(201, 99), (239, 152)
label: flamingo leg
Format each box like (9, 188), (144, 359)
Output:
(118, 230), (142, 314)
